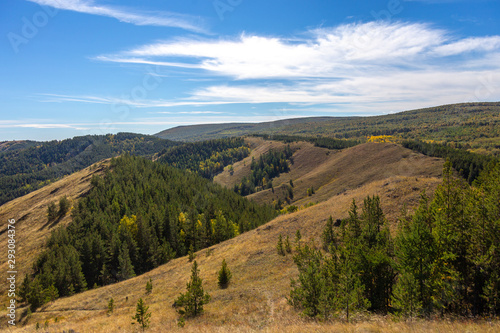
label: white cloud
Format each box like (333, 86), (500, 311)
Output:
(71, 21), (500, 114)
(27, 0), (207, 32)
(433, 36), (500, 56)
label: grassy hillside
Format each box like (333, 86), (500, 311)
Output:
(0, 159), (110, 305)
(155, 102), (500, 156)
(215, 138), (444, 209)
(8, 163), (499, 332)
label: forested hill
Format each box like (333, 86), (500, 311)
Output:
(0, 133), (178, 206)
(155, 102), (500, 156)
(20, 154), (276, 306)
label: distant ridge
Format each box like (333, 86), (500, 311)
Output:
(154, 102), (500, 156)
(154, 117), (336, 141)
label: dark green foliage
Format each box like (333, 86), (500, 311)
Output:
(290, 196), (393, 319)
(47, 202), (58, 222)
(234, 146), (294, 196)
(132, 298), (151, 331)
(145, 279), (153, 295)
(277, 234), (285, 256)
(0, 133), (178, 206)
(285, 235), (292, 254)
(175, 261), (211, 317)
(159, 137), (250, 179)
(402, 140), (497, 183)
(26, 155), (276, 304)
(217, 259), (232, 289)
(254, 134), (361, 150)
(58, 196), (70, 217)
(107, 298), (114, 314)
(391, 160), (500, 317)
(322, 216), (336, 251)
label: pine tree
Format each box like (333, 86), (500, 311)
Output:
(107, 298), (114, 314)
(322, 216), (336, 251)
(174, 261), (211, 317)
(47, 201), (58, 222)
(43, 284), (59, 303)
(58, 196), (70, 217)
(217, 259), (232, 289)
(117, 243), (135, 281)
(145, 278), (153, 295)
(276, 234), (285, 256)
(285, 235), (292, 254)
(132, 298), (151, 331)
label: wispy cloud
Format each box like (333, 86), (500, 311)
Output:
(27, 0), (207, 33)
(53, 21), (500, 114)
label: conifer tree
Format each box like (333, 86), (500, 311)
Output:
(174, 261), (210, 317)
(58, 196), (70, 217)
(322, 216), (336, 251)
(107, 298), (114, 314)
(117, 243), (135, 281)
(47, 201), (58, 222)
(145, 278), (153, 295)
(285, 235), (292, 254)
(217, 259), (232, 289)
(276, 234), (285, 256)
(132, 298), (151, 331)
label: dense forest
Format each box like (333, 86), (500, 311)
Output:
(158, 138), (250, 179)
(20, 155), (276, 309)
(402, 139), (498, 183)
(289, 160), (500, 319)
(253, 134), (360, 150)
(0, 133), (178, 206)
(234, 146), (294, 196)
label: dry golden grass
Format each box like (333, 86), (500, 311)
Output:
(1, 143), (494, 332)
(216, 139), (444, 210)
(0, 160), (109, 306)
(3, 172), (453, 332)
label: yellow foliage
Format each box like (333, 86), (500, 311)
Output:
(119, 215), (138, 238)
(367, 135), (395, 143)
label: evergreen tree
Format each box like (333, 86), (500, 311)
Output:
(322, 216), (336, 251)
(145, 278), (153, 295)
(285, 235), (292, 254)
(107, 298), (114, 314)
(217, 259), (232, 289)
(47, 201), (57, 221)
(58, 196), (70, 217)
(174, 261), (211, 317)
(276, 234), (285, 256)
(117, 243), (135, 281)
(132, 298), (151, 331)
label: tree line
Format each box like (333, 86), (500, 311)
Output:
(234, 146), (294, 196)
(253, 134), (361, 150)
(158, 138), (250, 179)
(402, 139), (497, 184)
(288, 160), (500, 319)
(19, 154), (276, 309)
(0, 133), (179, 206)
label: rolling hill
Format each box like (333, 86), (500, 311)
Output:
(214, 137), (443, 210)
(156, 102), (500, 156)
(155, 117), (335, 142)
(1, 141), (475, 332)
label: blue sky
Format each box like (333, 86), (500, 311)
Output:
(1, 0), (499, 141)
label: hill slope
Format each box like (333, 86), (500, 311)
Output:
(215, 138), (444, 208)
(0, 159), (110, 305)
(9, 170), (447, 332)
(0, 133), (178, 206)
(155, 117), (334, 142)
(156, 102), (500, 156)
